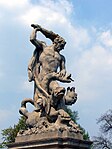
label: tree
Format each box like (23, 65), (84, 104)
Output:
(0, 116), (27, 148)
(66, 107), (90, 141)
(66, 108), (79, 123)
(0, 109), (90, 148)
(93, 109), (112, 149)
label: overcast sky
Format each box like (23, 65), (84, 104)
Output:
(0, 0), (112, 142)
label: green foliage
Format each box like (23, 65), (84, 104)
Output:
(83, 132), (90, 140)
(66, 107), (79, 123)
(66, 107), (90, 141)
(0, 116), (27, 148)
(78, 124), (90, 140)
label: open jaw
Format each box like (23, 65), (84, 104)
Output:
(54, 87), (65, 99)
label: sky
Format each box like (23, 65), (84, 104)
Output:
(0, 0), (112, 143)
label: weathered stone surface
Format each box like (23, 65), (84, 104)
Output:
(16, 128), (83, 142)
(7, 25), (93, 149)
(18, 24), (80, 133)
(8, 130), (92, 149)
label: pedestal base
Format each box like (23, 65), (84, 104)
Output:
(7, 130), (92, 149)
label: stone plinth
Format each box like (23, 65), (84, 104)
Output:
(7, 130), (92, 149)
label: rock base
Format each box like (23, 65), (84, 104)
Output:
(7, 129), (92, 149)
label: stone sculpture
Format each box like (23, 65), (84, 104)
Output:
(19, 24), (81, 136)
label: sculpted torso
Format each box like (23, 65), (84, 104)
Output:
(39, 45), (62, 76)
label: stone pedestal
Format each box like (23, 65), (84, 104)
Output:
(7, 130), (92, 149)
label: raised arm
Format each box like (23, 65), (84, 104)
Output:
(31, 24), (58, 42)
(30, 28), (44, 50)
